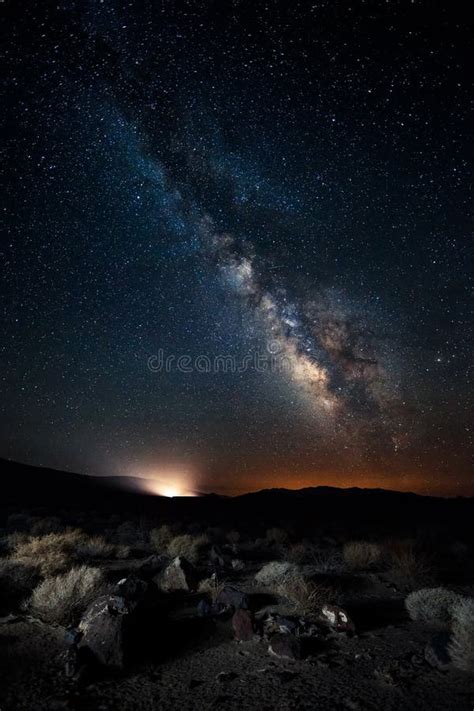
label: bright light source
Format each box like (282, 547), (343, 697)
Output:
(160, 484), (181, 498)
(134, 468), (198, 497)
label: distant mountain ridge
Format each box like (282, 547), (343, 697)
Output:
(0, 459), (472, 533)
(1, 457), (472, 500)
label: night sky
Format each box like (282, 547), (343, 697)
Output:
(2, 1), (472, 496)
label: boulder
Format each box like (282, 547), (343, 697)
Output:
(319, 604), (355, 633)
(77, 595), (130, 668)
(139, 554), (168, 577)
(232, 609), (254, 641)
(114, 575), (148, 608)
(268, 633), (302, 660)
(159, 556), (198, 592)
(216, 585), (249, 610)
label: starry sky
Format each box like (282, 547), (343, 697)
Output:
(2, 1), (472, 496)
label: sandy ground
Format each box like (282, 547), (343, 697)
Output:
(1, 566), (473, 711)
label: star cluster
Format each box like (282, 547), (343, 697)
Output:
(1, 1), (472, 495)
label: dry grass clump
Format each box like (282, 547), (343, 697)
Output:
(5, 531), (28, 552)
(226, 529), (240, 546)
(150, 524), (174, 552)
(198, 574), (226, 602)
(266, 527), (290, 545)
(277, 572), (334, 616)
(29, 565), (105, 625)
(30, 516), (62, 536)
(449, 597), (474, 672)
(115, 521), (148, 547)
(255, 561), (297, 586)
(405, 587), (463, 629)
(386, 540), (432, 586)
(75, 535), (116, 560)
(343, 541), (382, 570)
(12, 530), (84, 576)
(114, 544), (131, 559)
(286, 542), (309, 564)
(167, 533), (210, 564)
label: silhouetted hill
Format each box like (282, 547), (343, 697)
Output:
(0, 459), (472, 537)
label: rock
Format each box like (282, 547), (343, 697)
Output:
(64, 646), (80, 678)
(139, 554), (168, 577)
(216, 671), (238, 682)
(231, 559), (244, 571)
(232, 609), (254, 641)
(159, 556), (198, 592)
(263, 613), (298, 638)
(216, 585), (249, 610)
(425, 631), (452, 671)
(209, 545), (228, 568)
(268, 633), (302, 660)
(197, 598), (213, 617)
(114, 575), (148, 608)
(319, 604), (355, 633)
(276, 670), (298, 683)
(77, 595), (130, 668)
(64, 627), (82, 646)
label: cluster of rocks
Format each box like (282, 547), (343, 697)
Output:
(64, 553), (355, 675)
(65, 574), (151, 674)
(258, 604), (355, 660)
(196, 577), (355, 661)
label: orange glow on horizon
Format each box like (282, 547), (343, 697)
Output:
(198, 467), (471, 498)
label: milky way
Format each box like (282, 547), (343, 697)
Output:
(2, 1), (472, 495)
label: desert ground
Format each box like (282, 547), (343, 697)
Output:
(0, 462), (473, 710)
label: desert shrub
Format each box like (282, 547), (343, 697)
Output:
(343, 541), (381, 570)
(5, 531), (28, 553)
(226, 530), (240, 545)
(405, 587), (463, 628)
(150, 524), (174, 552)
(386, 541), (432, 586)
(266, 527), (290, 545)
(310, 550), (347, 575)
(255, 561), (297, 586)
(114, 545), (131, 559)
(115, 521), (147, 547)
(167, 534), (210, 564)
(30, 516), (62, 536)
(12, 530), (84, 576)
(0, 559), (39, 611)
(29, 565), (104, 625)
(277, 572), (334, 615)
(198, 574), (226, 602)
(74, 535), (115, 560)
(206, 526), (225, 542)
(286, 542), (308, 564)
(449, 597), (474, 672)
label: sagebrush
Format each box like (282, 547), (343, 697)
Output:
(449, 597), (474, 672)
(12, 530), (85, 576)
(167, 534), (209, 563)
(29, 565), (105, 625)
(343, 541), (381, 570)
(405, 587), (462, 628)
